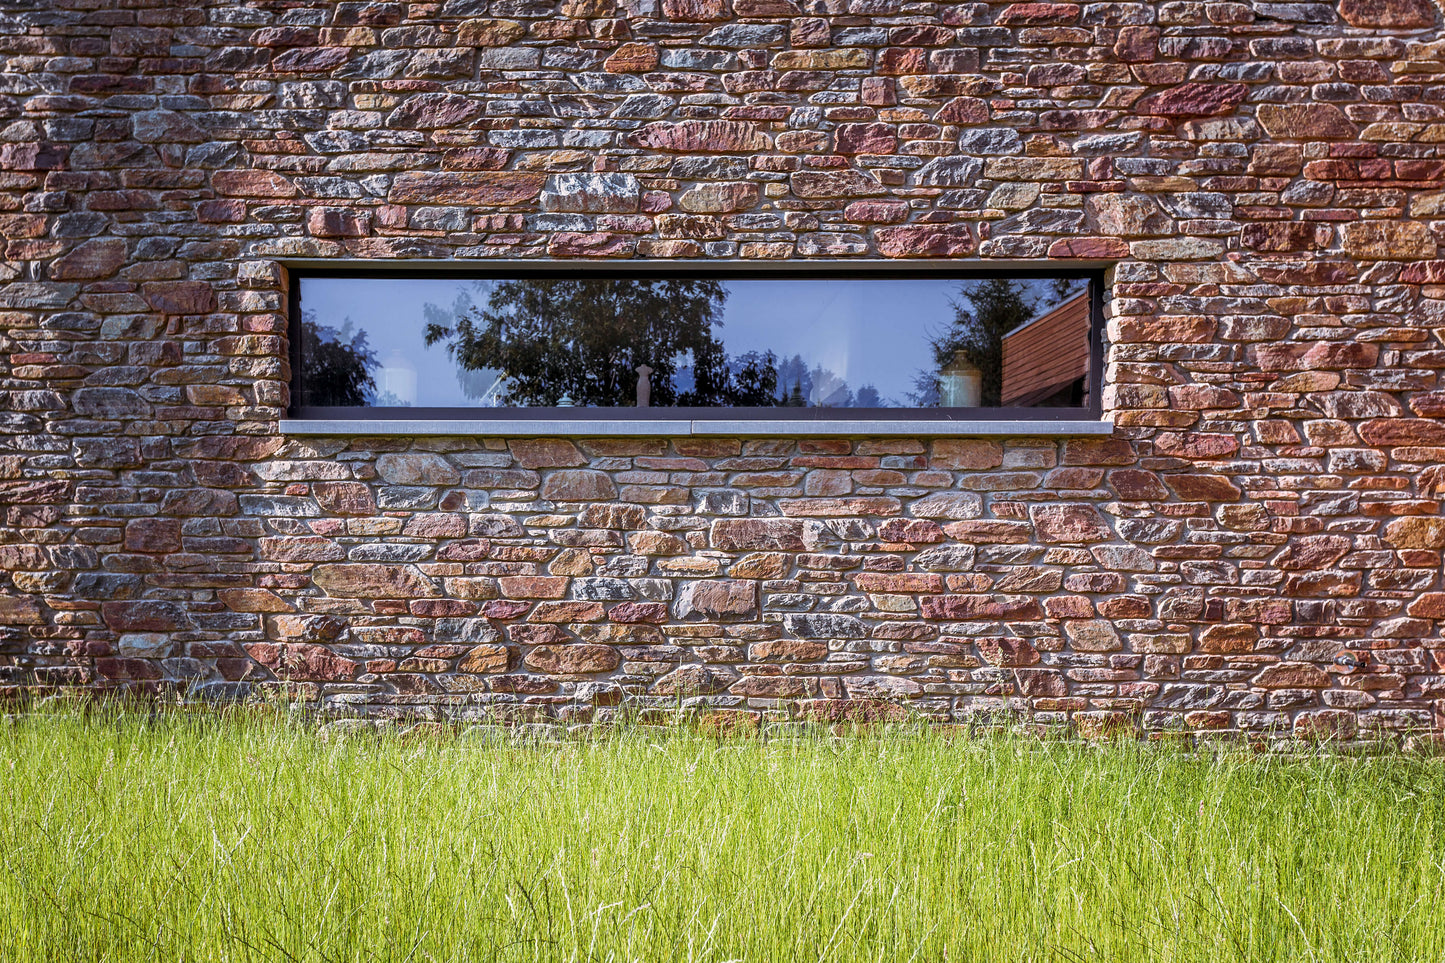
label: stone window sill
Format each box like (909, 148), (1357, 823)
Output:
(278, 418), (1115, 437)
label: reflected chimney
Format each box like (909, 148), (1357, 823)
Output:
(939, 350), (982, 408)
(378, 350), (418, 406)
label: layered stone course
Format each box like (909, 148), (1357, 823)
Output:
(2, 0), (1445, 739)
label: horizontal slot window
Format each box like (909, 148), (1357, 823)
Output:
(289, 268), (1102, 422)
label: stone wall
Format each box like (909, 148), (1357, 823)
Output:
(3, 0), (1445, 740)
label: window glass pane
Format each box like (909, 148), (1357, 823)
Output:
(294, 275), (1092, 411)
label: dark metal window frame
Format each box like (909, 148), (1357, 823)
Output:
(286, 262), (1106, 423)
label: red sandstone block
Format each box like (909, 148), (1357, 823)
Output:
(627, 120), (771, 153)
(124, 518), (182, 554)
(1360, 419), (1445, 447)
(1138, 82), (1247, 117)
(529, 601), (605, 623)
(410, 600), (478, 617)
(499, 576), (570, 599)
(855, 573), (944, 593)
(604, 42), (658, 72)
(711, 518), (811, 551)
(778, 496), (900, 517)
(1165, 474), (1242, 501)
(1153, 432), (1239, 459)
(1044, 595), (1094, 618)
(258, 536), (343, 562)
(1255, 662), (1330, 688)
(977, 637), (1041, 667)
(524, 644), (619, 674)
(610, 602), (668, 623)
(143, 281), (215, 315)
(245, 642), (358, 682)
(834, 123), (897, 155)
(875, 223), (975, 257)
(730, 675), (810, 698)
(920, 594), (1043, 620)
(0, 143), (69, 171)
(876, 519), (945, 544)
(97, 658), (165, 681)
(749, 639), (827, 662)
(388, 171), (545, 206)
(509, 439), (585, 469)
(1407, 593), (1445, 618)
(998, 2), (1080, 23)
(940, 520), (1031, 544)
(307, 207), (370, 237)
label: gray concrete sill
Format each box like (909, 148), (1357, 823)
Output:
(280, 418), (1114, 437)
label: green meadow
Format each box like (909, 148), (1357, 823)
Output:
(1, 706), (1441, 962)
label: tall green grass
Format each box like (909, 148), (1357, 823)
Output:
(1, 706), (1441, 962)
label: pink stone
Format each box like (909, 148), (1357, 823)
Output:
(1254, 662), (1330, 688)
(605, 43), (659, 72)
(1339, 0), (1436, 28)
(675, 579), (757, 619)
(790, 169), (887, 199)
(387, 172), (546, 206)
(144, 281), (216, 315)
(711, 518), (811, 551)
(977, 637), (1041, 666)
(546, 232), (635, 257)
(920, 594), (1043, 619)
(1256, 104), (1359, 141)
(937, 97), (988, 124)
(211, 170), (297, 198)
(997, 2), (1081, 23)
(246, 642), (359, 682)
(662, 0), (729, 18)
(1048, 237), (1130, 259)
(834, 123), (897, 155)
(1138, 82), (1248, 117)
(50, 239), (127, 280)
(610, 602), (669, 623)
(523, 644), (619, 674)
(1275, 534), (1351, 572)
(124, 518), (182, 553)
(1399, 260), (1445, 284)
(1029, 504), (1112, 543)
(627, 120), (771, 153)
(1163, 474), (1241, 501)
(509, 439), (586, 469)
(875, 224), (975, 257)
(844, 200), (909, 224)
(307, 208), (370, 237)
(541, 470), (618, 501)
(877, 518), (946, 543)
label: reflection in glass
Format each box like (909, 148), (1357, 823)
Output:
(294, 276), (1091, 410)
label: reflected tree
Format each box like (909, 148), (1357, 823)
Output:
(808, 365), (852, 408)
(422, 287), (499, 402)
(919, 278), (1037, 408)
(777, 355), (811, 408)
(775, 354), (886, 408)
(296, 311), (377, 407)
(854, 384), (882, 408)
(424, 279), (779, 408)
(726, 350), (782, 408)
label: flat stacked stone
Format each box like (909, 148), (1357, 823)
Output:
(0, 0), (1441, 742)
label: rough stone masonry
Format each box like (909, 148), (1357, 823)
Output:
(3, 0), (1445, 741)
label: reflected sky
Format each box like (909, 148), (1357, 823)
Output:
(297, 276), (1081, 409)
